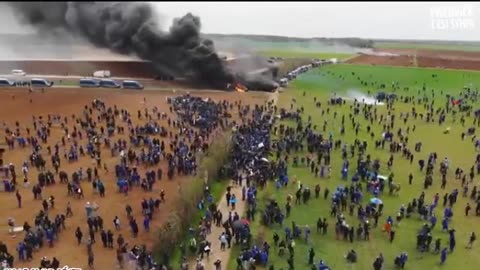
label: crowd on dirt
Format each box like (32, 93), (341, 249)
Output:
(0, 93), (252, 270)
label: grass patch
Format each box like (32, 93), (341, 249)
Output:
(56, 81), (80, 86)
(168, 179), (227, 265)
(290, 64), (480, 97)
(375, 42), (480, 52)
(153, 132), (233, 266)
(258, 50), (355, 60)
(229, 64), (480, 270)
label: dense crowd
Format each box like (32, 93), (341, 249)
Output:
(183, 85), (480, 270)
(1, 93), (249, 269)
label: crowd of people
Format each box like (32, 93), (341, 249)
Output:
(1, 92), (255, 269)
(180, 99), (277, 270)
(3, 77), (480, 270)
(180, 83), (480, 270)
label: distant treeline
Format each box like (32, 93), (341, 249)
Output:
(0, 33), (79, 46)
(4, 33), (479, 51)
(374, 38), (480, 46)
(204, 33), (374, 48)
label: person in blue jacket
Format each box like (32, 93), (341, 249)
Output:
(394, 252), (408, 268)
(449, 229), (456, 252)
(441, 218), (449, 231)
(318, 259), (331, 270)
(430, 215), (437, 228)
(440, 247), (448, 265)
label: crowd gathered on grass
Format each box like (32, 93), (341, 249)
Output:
(183, 66), (480, 270)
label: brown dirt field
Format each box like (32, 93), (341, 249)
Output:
(374, 48), (480, 61)
(416, 56), (480, 70)
(0, 87), (269, 269)
(347, 48), (480, 71)
(0, 60), (157, 78)
(357, 48), (480, 71)
(346, 54), (414, 67)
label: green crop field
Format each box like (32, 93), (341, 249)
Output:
(229, 64), (480, 270)
(257, 50), (354, 60)
(212, 37), (358, 60)
(375, 42), (480, 52)
(226, 39), (354, 52)
(293, 64), (480, 95)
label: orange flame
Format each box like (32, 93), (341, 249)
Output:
(235, 83), (248, 92)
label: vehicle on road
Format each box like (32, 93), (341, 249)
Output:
(122, 80), (144, 90)
(79, 78), (101, 88)
(0, 78), (15, 87)
(100, 79), (121, 88)
(30, 78), (54, 87)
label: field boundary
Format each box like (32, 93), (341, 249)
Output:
(340, 62), (480, 73)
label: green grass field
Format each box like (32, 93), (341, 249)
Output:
(257, 50), (354, 60)
(221, 39), (355, 53)
(168, 179), (227, 264)
(375, 42), (480, 52)
(229, 64), (480, 270)
(213, 37), (358, 60)
(293, 64), (480, 95)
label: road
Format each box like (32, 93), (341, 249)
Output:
(0, 75), (185, 91)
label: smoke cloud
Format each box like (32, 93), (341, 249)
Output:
(5, 2), (241, 89)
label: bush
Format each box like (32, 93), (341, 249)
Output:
(260, 189), (275, 205)
(255, 227), (267, 247)
(153, 131), (232, 266)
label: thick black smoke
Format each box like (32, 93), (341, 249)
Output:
(6, 2), (239, 89)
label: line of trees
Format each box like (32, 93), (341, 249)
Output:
(153, 131), (233, 267)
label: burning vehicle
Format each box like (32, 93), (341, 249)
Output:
(6, 2), (279, 92)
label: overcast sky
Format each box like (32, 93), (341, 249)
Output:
(1, 2), (479, 41)
(154, 2), (480, 41)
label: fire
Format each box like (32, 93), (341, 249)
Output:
(235, 83), (248, 93)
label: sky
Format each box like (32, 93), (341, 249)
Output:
(153, 2), (480, 41)
(0, 2), (479, 41)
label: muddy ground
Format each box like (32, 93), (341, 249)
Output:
(0, 87), (269, 269)
(346, 54), (414, 67)
(374, 48), (480, 61)
(347, 48), (480, 71)
(0, 60), (157, 78)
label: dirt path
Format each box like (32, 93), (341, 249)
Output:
(189, 92), (278, 269)
(413, 54), (418, 67)
(193, 181), (247, 269)
(269, 90), (279, 107)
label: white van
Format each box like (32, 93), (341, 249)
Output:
(93, 70), (111, 78)
(30, 78), (54, 87)
(0, 78), (15, 87)
(279, 78), (288, 87)
(11, 70), (26, 76)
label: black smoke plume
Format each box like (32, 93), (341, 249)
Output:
(6, 2), (241, 89)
